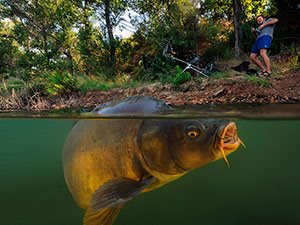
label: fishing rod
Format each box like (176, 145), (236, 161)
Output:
(163, 42), (210, 78)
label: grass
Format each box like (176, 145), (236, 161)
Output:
(76, 75), (111, 93)
(209, 71), (229, 79)
(270, 55), (299, 77)
(0, 77), (26, 93)
(245, 75), (272, 87)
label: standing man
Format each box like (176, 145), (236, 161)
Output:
(250, 15), (278, 76)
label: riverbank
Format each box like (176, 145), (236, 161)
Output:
(0, 69), (299, 111)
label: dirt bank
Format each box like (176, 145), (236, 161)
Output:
(56, 71), (300, 109)
(1, 71), (299, 110)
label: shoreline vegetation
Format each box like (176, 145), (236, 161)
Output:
(0, 0), (299, 111)
(1, 57), (299, 111)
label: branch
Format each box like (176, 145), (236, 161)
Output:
(5, 2), (60, 42)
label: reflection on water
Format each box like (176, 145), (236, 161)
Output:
(0, 117), (300, 225)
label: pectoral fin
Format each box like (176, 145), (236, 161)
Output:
(91, 176), (155, 211)
(83, 176), (155, 225)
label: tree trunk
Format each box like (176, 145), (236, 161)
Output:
(104, 0), (116, 73)
(233, 0), (243, 57)
(82, 0), (89, 76)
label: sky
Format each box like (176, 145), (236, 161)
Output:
(2, 9), (138, 39)
(114, 10), (138, 39)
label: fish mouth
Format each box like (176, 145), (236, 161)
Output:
(221, 122), (241, 151)
(216, 122), (243, 167)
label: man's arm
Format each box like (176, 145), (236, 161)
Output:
(258, 18), (279, 29)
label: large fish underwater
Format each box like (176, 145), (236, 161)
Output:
(63, 96), (242, 225)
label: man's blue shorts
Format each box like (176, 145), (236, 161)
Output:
(251, 35), (273, 54)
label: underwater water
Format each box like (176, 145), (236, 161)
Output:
(1, 106), (300, 225)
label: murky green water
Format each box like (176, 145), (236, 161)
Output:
(1, 107), (300, 225)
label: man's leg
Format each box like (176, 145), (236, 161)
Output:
(250, 53), (266, 72)
(259, 49), (271, 73)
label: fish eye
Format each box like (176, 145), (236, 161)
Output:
(186, 125), (200, 139)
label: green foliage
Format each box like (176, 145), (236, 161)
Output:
(281, 43), (300, 70)
(200, 20), (233, 60)
(0, 77), (26, 93)
(159, 65), (191, 86)
(288, 55), (299, 70)
(0, 21), (21, 75)
(210, 71), (229, 79)
(245, 75), (272, 87)
(77, 77), (110, 93)
(77, 19), (107, 76)
(43, 71), (77, 95)
(172, 66), (191, 86)
(200, 0), (274, 20)
(6, 78), (26, 91)
(114, 78), (140, 89)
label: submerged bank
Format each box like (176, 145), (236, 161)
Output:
(0, 70), (299, 111)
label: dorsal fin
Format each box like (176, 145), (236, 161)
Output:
(93, 96), (172, 115)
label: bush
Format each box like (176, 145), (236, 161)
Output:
(43, 71), (77, 95)
(159, 65), (191, 86)
(172, 66), (191, 86)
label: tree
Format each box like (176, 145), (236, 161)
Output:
(103, 0), (116, 70)
(130, 0), (201, 56)
(93, 0), (128, 75)
(233, 0), (243, 57)
(76, 0), (104, 76)
(0, 20), (21, 75)
(0, 0), (79, 75)
(199, 0), (274, 55)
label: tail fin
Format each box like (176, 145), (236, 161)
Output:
(83, 205), (123, 225)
